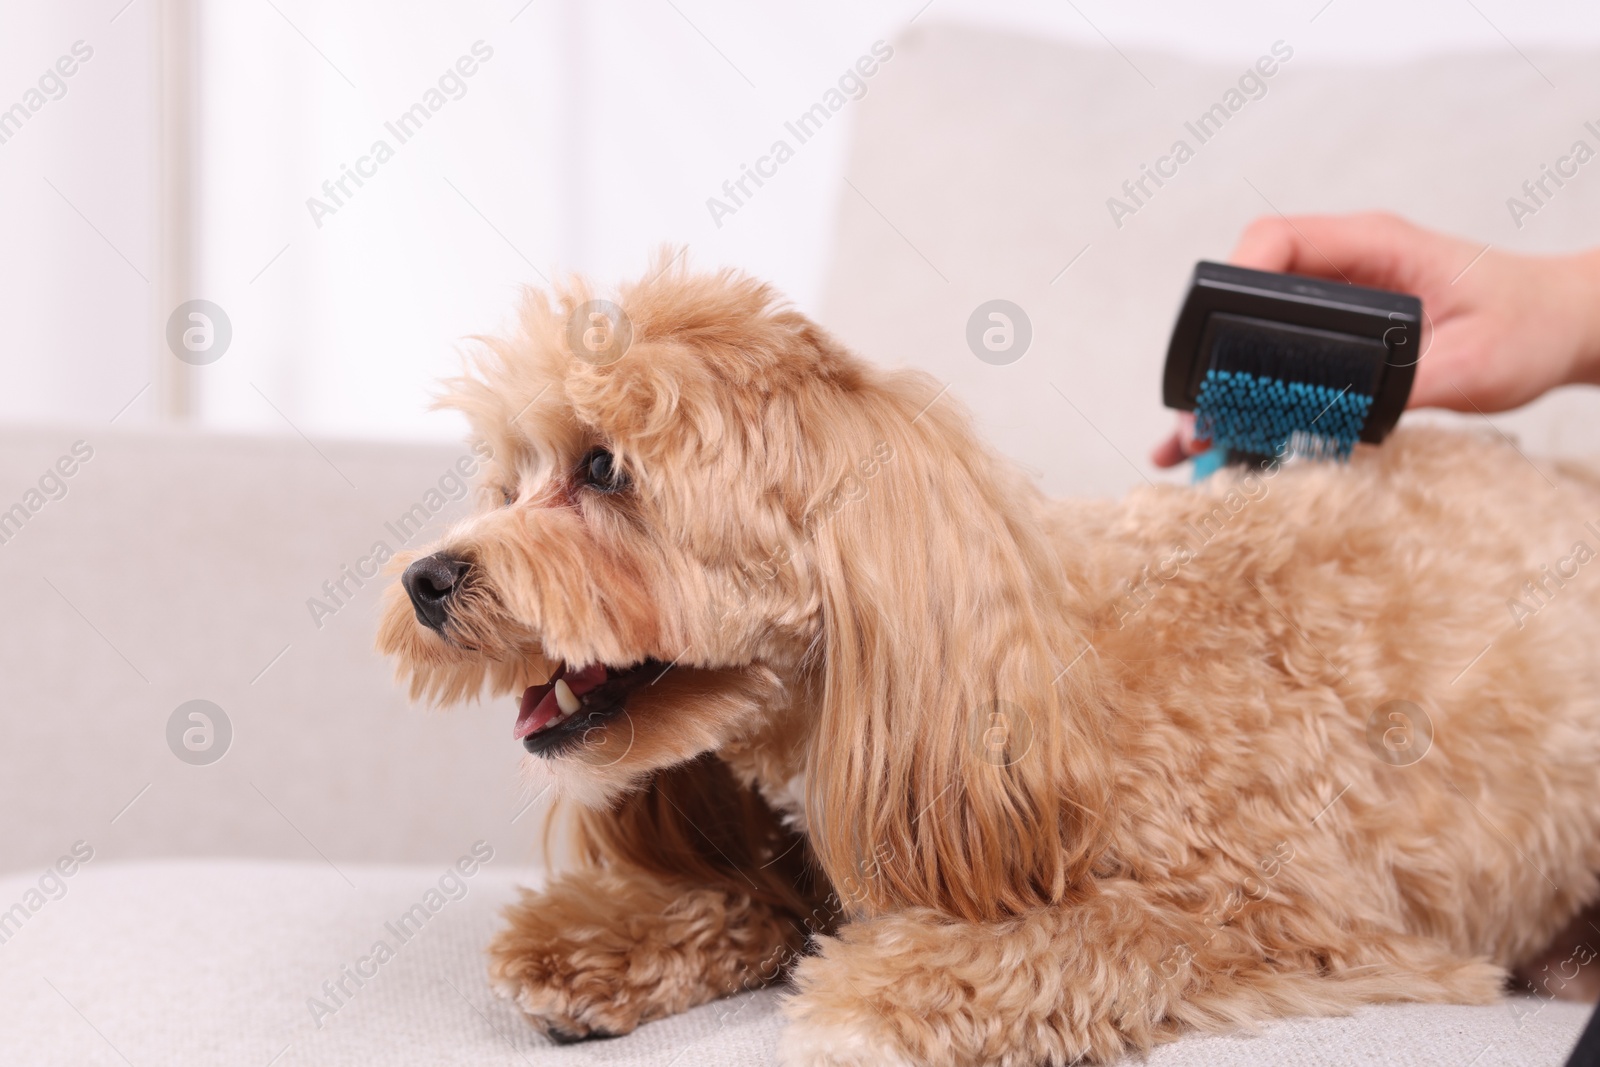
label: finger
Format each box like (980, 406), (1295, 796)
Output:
(1228, 212), (1421, 291)
(1406, 381), (1470, 412)
(1151, 431), (1188, 468)
(1152, 414), (1206, 468)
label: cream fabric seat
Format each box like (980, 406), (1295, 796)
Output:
(0, 863), (1588, 1066)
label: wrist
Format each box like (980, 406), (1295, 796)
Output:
(1564, 248), (1600, 387)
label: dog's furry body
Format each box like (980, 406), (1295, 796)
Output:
(380, 262), (1600, 1065)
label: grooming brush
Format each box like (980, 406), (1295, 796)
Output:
(1162, 261), (1423, 476)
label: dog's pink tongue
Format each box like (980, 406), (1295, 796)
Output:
(513, 664), (609, 740)
(515, 682), (558, 739)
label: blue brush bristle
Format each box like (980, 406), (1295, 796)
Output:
(1194, 368), (1373, 471)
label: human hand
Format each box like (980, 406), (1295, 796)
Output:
(1152, 212), (1600, 468)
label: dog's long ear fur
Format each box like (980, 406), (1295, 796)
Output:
(800, 371), (1114, 922)
(567, 755), (827, 924)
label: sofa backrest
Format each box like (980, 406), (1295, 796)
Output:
(0, 425), (539, 873)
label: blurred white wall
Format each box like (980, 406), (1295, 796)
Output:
(7, 0), (1600, 440)
(0, 3), (155, 427)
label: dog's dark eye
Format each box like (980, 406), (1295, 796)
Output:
(499, 486), (516, 507)
(579, 447), (629, 493)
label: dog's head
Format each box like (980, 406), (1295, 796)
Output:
(379, 256), (1112, 919)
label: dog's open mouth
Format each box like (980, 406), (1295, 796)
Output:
(515, 660), (663, 755)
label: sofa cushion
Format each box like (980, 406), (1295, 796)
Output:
(0, 863), (1588, 1066)
(0, 862), (785, 1066)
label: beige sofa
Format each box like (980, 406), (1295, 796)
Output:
(4, 22), (1598, 1065)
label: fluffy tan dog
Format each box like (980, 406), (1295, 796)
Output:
(378, 257), (1600, 1065)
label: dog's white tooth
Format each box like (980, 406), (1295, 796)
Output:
(553, 679), (581, 715)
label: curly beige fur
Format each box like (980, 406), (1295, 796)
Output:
(378, 254), (1600, 1065)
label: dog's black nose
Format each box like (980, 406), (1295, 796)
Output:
(402, 553), (470, 633)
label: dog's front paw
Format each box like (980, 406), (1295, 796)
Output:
(486, 916), (653, 1040)
(486, 885), (660, 1041)
(488, 872), (798, 1042)
(777, 942), (923, 1067)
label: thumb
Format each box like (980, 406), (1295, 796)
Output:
(1227, 212), (1422, 292)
